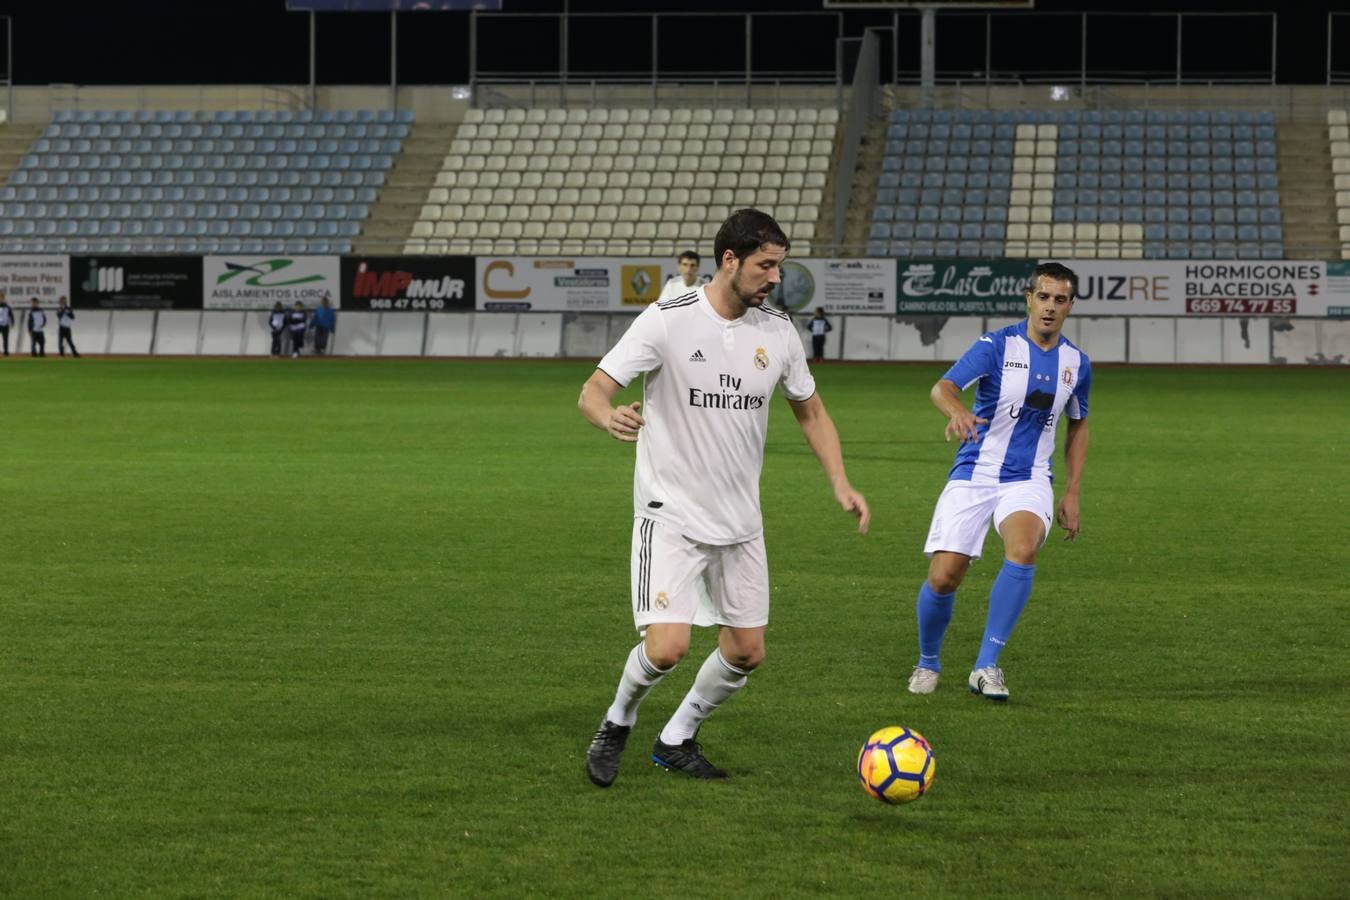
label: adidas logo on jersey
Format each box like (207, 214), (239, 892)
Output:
(689, 349), (706, 362)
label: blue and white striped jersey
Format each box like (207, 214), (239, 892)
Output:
(943, 321), (1091, 485)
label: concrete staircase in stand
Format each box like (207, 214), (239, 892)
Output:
(354, 122), (455, 255)
(1275, 122), (1338, 259)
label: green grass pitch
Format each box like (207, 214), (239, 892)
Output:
(1, 356), (1347, 898)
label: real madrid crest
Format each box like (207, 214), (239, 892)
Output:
(753, 347), (769, 370)
(655, 591), (669, 610)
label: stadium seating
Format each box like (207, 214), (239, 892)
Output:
(1330, 109), (1350, 259)
(0, 109), (412, 254)
(404, 106), (837, 257)
(869, 109), (1283, 260)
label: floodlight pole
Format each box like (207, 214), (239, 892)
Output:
(985, 13), (992, 89)
(1270, 12), (1277, 86)
(919, 6), (935, 107)
(745, 14), (752, 106)
(469, 9), (478, 107)
(5, 15), (11, 123)
(1080, 12), (1087, 91)
(390, 11), (398, 112)
(309, 11), (316, 112)
(1176, 13), (1182, 86)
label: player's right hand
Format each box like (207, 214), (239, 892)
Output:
(607, 401), (645, 442)
(944, 412), (987, 445)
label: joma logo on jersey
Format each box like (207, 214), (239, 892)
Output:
(1004, 360), (1027, 369)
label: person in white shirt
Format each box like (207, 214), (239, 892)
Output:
(577, 209), (871, 787)
(655, 250), (703, 304)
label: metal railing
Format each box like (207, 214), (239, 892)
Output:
(1331, 13), (1350, 86)
(470, 10), (845, 105)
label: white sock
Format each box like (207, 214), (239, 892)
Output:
(659, 649), (749, 745)
(604, 642), (670, 727)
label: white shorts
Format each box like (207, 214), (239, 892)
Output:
(630, 517), (770, 632)
(923, 479), (1054, 560)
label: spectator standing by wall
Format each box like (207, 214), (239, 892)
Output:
(312, 294), (336, 356)
(287, 302), (308, 358)
(27, 298), (46, 357)
(268, 302), (287, 357)
(808, 307), (832, 362)
(56, 296), (79, 358)
(0, 291), (12, 356)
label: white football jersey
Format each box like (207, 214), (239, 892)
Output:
(656, 276), (702, 304)
(598, 286), (816, 545)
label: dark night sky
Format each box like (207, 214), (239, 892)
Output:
(0, 1), (1348, 87)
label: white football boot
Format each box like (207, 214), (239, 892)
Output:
(907, 666), (940, 695)
(968, 666), (1010, 701)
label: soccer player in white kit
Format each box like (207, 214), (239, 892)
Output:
(655, 250), (703, 304)
(578, 209), (870, 786)
(907, 262), (1091, 702)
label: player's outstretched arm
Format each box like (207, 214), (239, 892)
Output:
(787, 393), (870, 534)
(931, 378), (987, 444)
(1056, 417), (1090, 541)
(578, 369), (645, 443)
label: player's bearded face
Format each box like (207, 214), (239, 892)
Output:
(730, 246), (786, 308)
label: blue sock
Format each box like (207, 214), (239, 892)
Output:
(916, 582), (955, 672)
(975, 560), (1036, 670)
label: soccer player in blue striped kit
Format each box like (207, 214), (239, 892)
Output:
(907, 261), (1091, 702)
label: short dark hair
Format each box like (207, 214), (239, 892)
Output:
(678, 250), (699, 264)
(1027, 261), (1079, 300)
(713, 208), (789, 264)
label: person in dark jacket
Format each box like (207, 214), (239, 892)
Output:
(27, 298), (46, 357)
(0, 290), (13, 356)
(287, 302), (308, 358)
(312, 294), (337, 356)
(268, 302), (287, 357)
(57, 296), (79, 357)
(808, 307), (832, 362)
